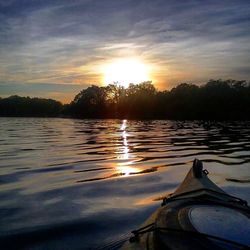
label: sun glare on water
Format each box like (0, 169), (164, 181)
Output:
(103, 58), (150, 88)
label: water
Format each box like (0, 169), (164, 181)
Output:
(0, 118), (250, 249)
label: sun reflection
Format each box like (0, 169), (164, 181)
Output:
(117, 166), (139, 177)
(120, 120), (129, 160)
(120, 120), (126, 131)
(116, 119), (140, 176)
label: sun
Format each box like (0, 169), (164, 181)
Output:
(103, 58), (150, 88)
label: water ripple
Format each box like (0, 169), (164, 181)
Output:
(0, 118), (250, 249)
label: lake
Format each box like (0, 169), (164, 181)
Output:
(0, 118), (250, 249)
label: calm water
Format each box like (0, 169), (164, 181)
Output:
(0, 118), (250, 249)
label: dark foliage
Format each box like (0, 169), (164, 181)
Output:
(0, 95), (63, 117)
(70, 79), (250, 120)
(1, 79), (250, 120)
(70, 82), (157, 119)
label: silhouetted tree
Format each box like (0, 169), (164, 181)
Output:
(105, 83), (126, 117)
(125, 82), (157, 118)
(68, 80), (250, 120)
(0, 96), (63, 117)
(71, 85), (107, 117)
(1, 79), (250, 120)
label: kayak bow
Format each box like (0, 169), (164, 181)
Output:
(122, 159), (250, 250)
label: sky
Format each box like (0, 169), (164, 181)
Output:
(0, 0), (250, 103)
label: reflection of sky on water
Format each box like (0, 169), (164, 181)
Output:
(0, 118), (250, 249)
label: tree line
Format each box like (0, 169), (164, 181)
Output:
(0, 95), (63, 117)
(1, 79), (250, 120)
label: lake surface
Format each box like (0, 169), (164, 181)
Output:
(0, 118), (250, 249)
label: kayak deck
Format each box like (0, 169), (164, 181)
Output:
(173, 159), (225, 196)
(121, 159), (250, 250)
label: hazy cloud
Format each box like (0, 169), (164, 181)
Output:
(0, 0), (250, 101)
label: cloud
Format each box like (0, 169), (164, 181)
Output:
(0, 0), (250, 97)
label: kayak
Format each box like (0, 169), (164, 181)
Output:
(121, 159), (250, 250)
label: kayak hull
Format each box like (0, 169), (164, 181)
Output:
(121, 159), (250, 250)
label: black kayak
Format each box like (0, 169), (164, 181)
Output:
(121, 159), (250, 250)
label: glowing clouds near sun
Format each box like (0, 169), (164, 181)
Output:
(103, 58), (150, 88)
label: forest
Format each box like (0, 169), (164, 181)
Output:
(1, 79), (250, 120)
(0, 96), (63, 117)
